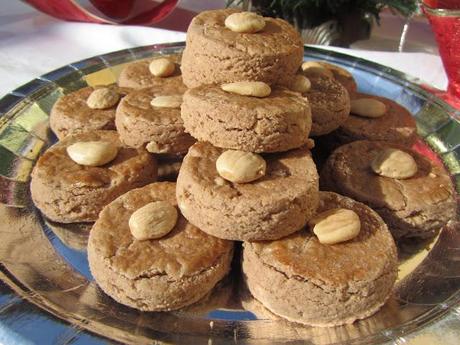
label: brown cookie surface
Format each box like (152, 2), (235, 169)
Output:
(182, 85), (311, 153)
(30, 130), (157, 223)
(302, 76), (350, 136)
(181, 9), (303, 88)
(88, 182), (234, 311)
(176, 142), (319, 241)
(115, 86), (195, 155)
(242, 191), (398, 326)
(316, 61), (358, 95)
(320, 140), (457, 239)
(50, 85), (130, 139)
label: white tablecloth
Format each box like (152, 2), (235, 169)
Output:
(0, 1), (447, 98)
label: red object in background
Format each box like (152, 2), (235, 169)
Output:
(423, 2), (460, 108)
(89, 0), (136, 19)
(22, 0), (179, 25)
(423, 0), (460, 9)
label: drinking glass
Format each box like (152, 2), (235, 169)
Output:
(422, 0), (460, 109)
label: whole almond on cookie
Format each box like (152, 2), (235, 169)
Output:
(225, 12), (265, 33)
(216, 150), (266, 183)
(146, 141), (169, 154)
(67, 141), (118, 166)
(301, 61), (334, 78)
(87, 88), (119, 109)
(221, 81), (271, 97)
(151, 95), (183, 108)
(371, 148), (417, 179)
(149, 58), (175, 77)
(309, 208), (361, 245)
(291, 75), (311, 93)
(351, 98), (387, 118)
(129, 201), (178, 240)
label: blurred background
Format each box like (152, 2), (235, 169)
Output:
(0, 0), (444, 96)
(18, 0), (437, 51)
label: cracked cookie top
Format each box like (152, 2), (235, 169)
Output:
(89, 182), (233, 280)
(246, 191), (397, 287)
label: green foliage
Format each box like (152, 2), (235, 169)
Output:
(228, 0), (418, 25)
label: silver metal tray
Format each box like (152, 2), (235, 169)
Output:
(0, 42), (459, 344)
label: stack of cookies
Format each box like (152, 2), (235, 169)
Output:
(176, 10), (318, 242)
(28, 7), (457, 330)
(174, 9), (400, 327)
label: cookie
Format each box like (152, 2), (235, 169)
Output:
(181, 85), (311, 153)
(239, 280), (404, 342)
(115, 87), (195, 155)
(176, 142), (319, 241)
(301, 76), (350, 136)
(88, 182), (234, 311)
(320, 140), (457, 239)
(334, 93), (417, 146)
(242, 191), (398, 327)
(30, 130), (157, 223)
(307, 61), (358, 95)
(181, 9), (303, 88)
(117, 54), (186, 91)
(50, 85), (130, 140)
(173, 274), (234, 315)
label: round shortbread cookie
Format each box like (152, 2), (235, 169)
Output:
(320, 140), (457, 239)
(176, 142), (319, 241)
(301, 76), (350, 137)
(242, 191), (398, 327)
(50, 85), (130, 140)
(182, 85), (311, 153)
(30, 130), (157, 223)
(118, 54), (186, 91)
(334, 93), (417, 147)
(181, 9), (303, 88)
(115, 87), (195, 155)
(88, 182), (234, 311)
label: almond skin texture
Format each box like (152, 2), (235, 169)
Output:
(224, 12), (265, 33)
(351, 98), (387, 118)
(87, 88), (120, 110)
(309, 208), (361, 245)
(66, 141), (118, 167)
(221, 81), (271, 98)
(371, 148), (417, 179)
(129, 201), (178, 240)
(216, 150), (266, 183)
